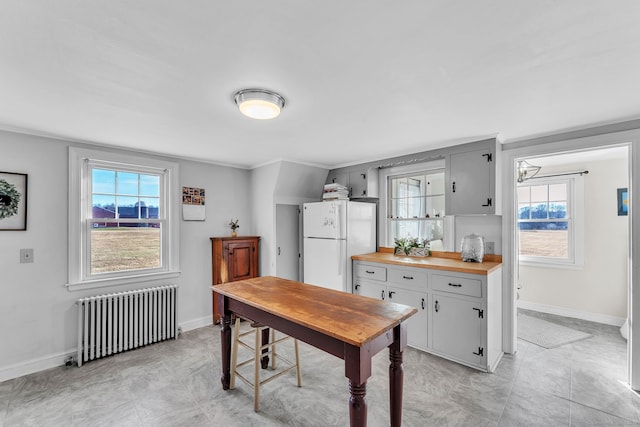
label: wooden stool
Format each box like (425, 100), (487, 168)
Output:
(230, 317), (302, 412)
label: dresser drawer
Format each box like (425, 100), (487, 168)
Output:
(388, 268), (428, 287)
(432, 273), (482, 298)
(355, 264), (387, 281)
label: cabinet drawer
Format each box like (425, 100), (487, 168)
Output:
(388, 268), (427, 287)
(432, 274), (482, 298)
(355, 264), (387, 281)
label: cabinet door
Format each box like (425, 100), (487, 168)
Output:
(387, 287), (428, 351)
(432, 295), (484, 366)
(227, 241), (256, 282)
(349, 170), (368, 198)
(328, 173), (348, 187)
(354, 280), (387, 301)
(447, 148), (494, 215)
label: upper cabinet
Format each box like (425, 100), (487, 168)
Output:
(445, 139), (501, 215)
(326, 168), (378, 199)
(327, 172), (348, 187)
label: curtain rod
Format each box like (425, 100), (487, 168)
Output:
(528, 170), (589, 180)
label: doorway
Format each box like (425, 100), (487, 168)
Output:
(502, 135), (637, 387)
(276, 204), (301, 281)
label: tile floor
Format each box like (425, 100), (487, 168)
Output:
(0, 309), (637, 426)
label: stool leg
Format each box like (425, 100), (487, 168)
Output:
(294, 339), (302, 387)
(254, 327), (261, 412)
(230, 318), (241, 389)
(270, 328), (277, 370)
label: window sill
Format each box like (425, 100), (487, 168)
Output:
(519, 260), (583, 271)
(66, 271), (181, 292)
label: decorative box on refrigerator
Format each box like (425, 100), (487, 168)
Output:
(303, 200), (376, 293)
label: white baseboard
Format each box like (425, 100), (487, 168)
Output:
(180, 315), (213, 333)
(0, 316), (214, 383)
(0, 349), (76, 383)
(518, 300), (625, 327)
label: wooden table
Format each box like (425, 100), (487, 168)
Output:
(215, 276), (417, 427)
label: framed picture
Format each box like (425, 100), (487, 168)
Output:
(0, 171), (28, 230)
(617, 187), (628, 216)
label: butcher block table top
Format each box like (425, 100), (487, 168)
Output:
(214, 275), (417, 346)
(352, 250), (502, 275)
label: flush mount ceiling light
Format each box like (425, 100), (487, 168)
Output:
(234, 88), (285, 120)
(517, 159), (541, 183)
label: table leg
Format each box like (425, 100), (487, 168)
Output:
(261, 327), (270, 369)
(220, 313), (232, 390)
(389, 347), (404, 427)
(349, 380), (367, 427)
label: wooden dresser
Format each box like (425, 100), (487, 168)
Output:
(210, 236), (260, 323)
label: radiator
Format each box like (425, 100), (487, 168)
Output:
(76, 285), (178, 367)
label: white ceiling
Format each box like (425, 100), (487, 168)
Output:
(1, 1), (639, 169)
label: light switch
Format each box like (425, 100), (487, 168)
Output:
(20, 248), (34, 263)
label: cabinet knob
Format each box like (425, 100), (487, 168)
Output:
(365, 270), (375, 274)
(402, 275), (413, 280)
(452, 181), (456, 193)
(434, 300), (439, 312)
(448, 283), (462, 288)
(421, 298), (425, 310)
(381, 290), (385, 300)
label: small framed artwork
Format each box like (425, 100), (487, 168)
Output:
(617, 188), (628, 216)
(182, 186), (206, 221)
(0, 171), (28, 230)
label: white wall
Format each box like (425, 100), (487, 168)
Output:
(518, 157), (629, 323)
(0, 130), (251, 381)
(251, 160), (328, 276)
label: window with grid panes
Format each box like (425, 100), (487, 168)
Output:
(388, 170), (445, 246)
(517, 176), (583, 267)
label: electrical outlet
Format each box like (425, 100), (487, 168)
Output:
(485, 242), (495, 254)
(20, 248), (34, 263)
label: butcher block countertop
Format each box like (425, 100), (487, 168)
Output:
(352, 248), (502, 275)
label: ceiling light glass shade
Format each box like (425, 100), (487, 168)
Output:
(234, 89), (285, 120)
(517, 159), (541, 183)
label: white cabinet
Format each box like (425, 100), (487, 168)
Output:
(387, 286), (428, 351)
(326, 168), (378, 199)
(432, 295), (484, 367)
(353, 260), (503, 372)
(429, 269), (502, 372)
(445, 139), (500, 215)
(354, 264), (428, 351)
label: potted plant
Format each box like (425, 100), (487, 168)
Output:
(394, 237), (430, 257)
(229, 219), (239, 237)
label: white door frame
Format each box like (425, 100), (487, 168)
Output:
(501, 131), (639, 389)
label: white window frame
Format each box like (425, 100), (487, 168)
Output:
(68, 147), (180, 291)
(517, 175), (584, 269)
(378, 159), (446, 247)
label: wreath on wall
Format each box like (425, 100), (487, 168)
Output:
(0, 178), (21, 220)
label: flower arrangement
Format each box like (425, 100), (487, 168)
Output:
(394, 237), (431, 257)
(229, 219), (239, 231)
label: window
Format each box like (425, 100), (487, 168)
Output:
(68, 147), (180, 290)
(517, 176), (583, 267)
(387, 169), (445, 247)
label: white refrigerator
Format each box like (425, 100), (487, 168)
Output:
(303, 200), (376, 293)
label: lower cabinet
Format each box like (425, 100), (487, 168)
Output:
(432, 295), (484, 367)
(354, 271), (428, 352)
(354, 260), (502, 372)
